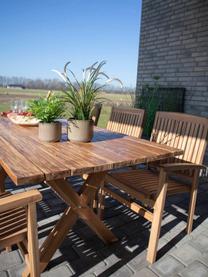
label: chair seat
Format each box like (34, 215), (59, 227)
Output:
(0, 192), (27, 243)
(107, 169), (191, 201)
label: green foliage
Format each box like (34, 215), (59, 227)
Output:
(28, 94), (64, 123)
(137, 76), (160, 138)
(52, 61), (122, 120)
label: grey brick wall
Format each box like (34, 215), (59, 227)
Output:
(136, 0), (208, 164)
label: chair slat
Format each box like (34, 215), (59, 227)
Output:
(151, 112), (208, 165)
(107, 107), (145, 138)
(91, 103), (102, 126)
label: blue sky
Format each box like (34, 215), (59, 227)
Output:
(0, 0), (141, 87)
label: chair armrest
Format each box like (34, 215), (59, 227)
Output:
(160, 163), (205, 173)
(0, 190), (42, 213)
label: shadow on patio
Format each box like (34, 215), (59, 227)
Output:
(1, 175), (208, 276)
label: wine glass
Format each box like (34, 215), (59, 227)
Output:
(20, 100), (28, 112)
(18, 99), (28, 114)
(17, 100), (23, 114)
(10, 100), (18, 113)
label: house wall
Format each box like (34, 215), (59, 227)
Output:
(136, 0), (208, 164)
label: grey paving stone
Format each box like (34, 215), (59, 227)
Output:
(0, 251), (23, 271)
(90, 263), (108, 276)
(109, 265), (134, 277)
(38, 214), (60, 227)
(170, 243), (203, 265)
(41, 262), (74, 277)
(134, 268), (158, 277)
(68, 249), (106, 275)
(190, 224), (207, 238)
(72, 240), (102, 261)
(103, 214), (127, 229)
(151, 255), (185, 276)
(127, 251), (148, 272)
(174, 235), (191, 248)
(7, 263), (25, 277)
(190, 234), (208, 253)
(78, 260), (108, 276)
(179, 261), (208, 277)
(80, 272), (96, 277)
(202, 249), (208, 264)
(98, 249), (121, 266)
(161, 221), (187, 242)
(200, 229), (208, 240)
(103, 242), (133, 259)
(161, 213), (177, 227)
(157, 237), (169, 250)
(201, 219), (208, 229)
(79, 273), (96, 277)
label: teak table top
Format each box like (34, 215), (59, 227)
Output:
(0, 118), (183, 185)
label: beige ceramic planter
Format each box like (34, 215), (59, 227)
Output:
(38, 122), (62, 142)
(68, 119), (94, 142)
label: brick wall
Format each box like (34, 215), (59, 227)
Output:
(136, 0), (208, 164)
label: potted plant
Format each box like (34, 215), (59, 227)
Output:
(29, 93), (64, 142)
(52, 61), (122, 142)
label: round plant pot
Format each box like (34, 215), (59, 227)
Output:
(38, 122), (62, 142)
(68, 119), (94, 142)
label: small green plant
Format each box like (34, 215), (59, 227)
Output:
(28, 93), (64, 123)
(52, 61), (122, 120)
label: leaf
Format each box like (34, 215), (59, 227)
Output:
(64, 61), (71, 74)
(105, 78), (123, 88)
(51, 69), (67, 82)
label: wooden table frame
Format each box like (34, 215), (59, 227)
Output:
(40, 173), (117, 272)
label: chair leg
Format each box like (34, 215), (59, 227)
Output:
(24, 203), (40, 277)
(186, 169), (199, 234)
(147, 169), (168, 264)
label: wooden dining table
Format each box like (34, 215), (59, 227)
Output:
(0, 117), (183, 272)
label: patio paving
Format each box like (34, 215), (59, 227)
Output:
(0, 176), (208, 277)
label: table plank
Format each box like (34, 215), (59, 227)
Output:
(0, 118), (183, 184)
(0, 137), (44, 184)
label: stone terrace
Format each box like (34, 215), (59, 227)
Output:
(1, 176), (208, 277)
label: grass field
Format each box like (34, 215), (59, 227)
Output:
(0, 87), (133, 128)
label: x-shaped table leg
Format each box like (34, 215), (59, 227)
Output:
(39, 172), (117, 272)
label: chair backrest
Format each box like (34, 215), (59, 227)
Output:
(0, 190), (41, 276)
(92, 103), (102, 126)
(106, 106), (145, 138)
(151, 112), (208, 164)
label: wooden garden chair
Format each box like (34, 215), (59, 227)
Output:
(106, 106), (145, 138)
(0, 189), (42, 277)
(100, 112), (208, 264)
(92, 103), (102, 126)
